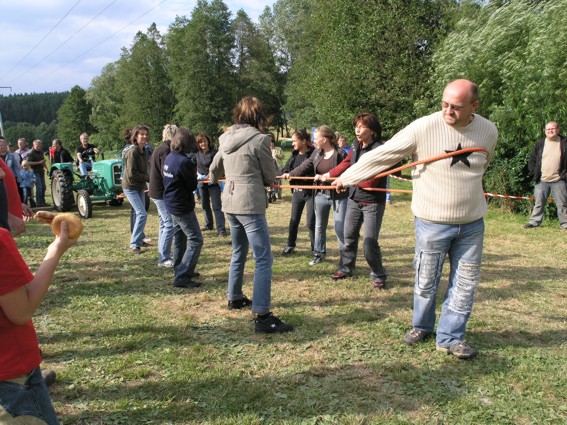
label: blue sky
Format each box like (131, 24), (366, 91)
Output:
(0, 0), (274, 95)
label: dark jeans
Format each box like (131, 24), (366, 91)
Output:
(0, 367), (59, 424)
(286, 190), (315, 250)
(199, 184), (226, 232)
(33, 170), (46, 206)
(171, 211), (203, 285)
(340, 199), (387, 281)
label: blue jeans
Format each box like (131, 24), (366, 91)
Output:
(226, 214), (272, 315)
(78, 161), (92, 176)
(528, 180), (567, 229)
(171, 211), (203, 285)
(413, 217), (485, 347)
(313, 192), (347, 256)
(33, 170), (46, 206)
(152, 198), (174, 263)
(286, 190), (315, 250)
(123, 188), (147, 249)
(0, 367), (59, 424)
(199, 184), (226, 232)
(340, 199), (387, 281)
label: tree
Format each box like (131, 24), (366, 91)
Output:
(167, 0), (236, 138)
(57, 85), (93, 147)
(430, 0), (567, 211)
(232, 10), (287, 137)
(115, 24), (174, 142)
(86, 62), (126, 151)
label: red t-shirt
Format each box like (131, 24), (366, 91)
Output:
(0, 159), (23, 218)
(0, 228), (41, 380)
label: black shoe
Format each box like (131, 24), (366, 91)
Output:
(282, 246), (295, 255)
(191, 272), (201, 278)
(173, 281), (202, 288)
(201, 226), (213, 231)
(218, 230), (227, 238)
(228, 295), (252, 310)
(331, 272), (351, 280)
(42, 370), (56, 387)
(141, 242), (151, 247)
(524, 223), (538, 229)
(255, 312), (294, 333)
(131, 247), (144, 255)
(403, 329), (433, 345)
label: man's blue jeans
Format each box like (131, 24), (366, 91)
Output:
(152, 198), (174, 263)
(123, 188), (147, 249)
(313, 193), (347, 256)
(413, 217), (485, 348)
(171, 211), (203, 285)
(226, 213), (272, 315)
(33, 170), (46, 206)
(528, 180), (567, 229)
(0, 367), (59, 424)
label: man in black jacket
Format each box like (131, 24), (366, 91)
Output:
(524, 121), (567, 230)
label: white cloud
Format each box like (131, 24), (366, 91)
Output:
(0, 0), (274, 94)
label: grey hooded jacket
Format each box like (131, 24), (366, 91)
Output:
(209, 125), (277, 215)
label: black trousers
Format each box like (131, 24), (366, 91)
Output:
(286, 190), (315, 251)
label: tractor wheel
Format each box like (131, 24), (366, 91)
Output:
(108, 198), (124, 207)
(51, 170), (74, 212)
(77, 190), (93, 219)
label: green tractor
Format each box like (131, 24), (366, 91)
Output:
(50, 159), (125, 218)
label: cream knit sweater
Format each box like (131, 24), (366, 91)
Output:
(340, 111), (498, 224)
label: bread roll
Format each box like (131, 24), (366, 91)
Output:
(34, 211), (84, 239)
(51, 213), (84, 239)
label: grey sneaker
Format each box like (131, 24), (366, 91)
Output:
(436, 341), (477, 359)
(524, 223), (538, 229)
(309, 254), (325, 266)
(403, 329), (433, 345)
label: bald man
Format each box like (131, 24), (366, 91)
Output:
(333, 79), (498, 359)
(524, 122), (567, 230)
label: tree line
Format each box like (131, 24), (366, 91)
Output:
(2, 0), (566, 212)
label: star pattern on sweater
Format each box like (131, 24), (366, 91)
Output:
(445, 143), (472, 168)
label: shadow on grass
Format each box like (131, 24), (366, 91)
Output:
(52, 346), (534, 424)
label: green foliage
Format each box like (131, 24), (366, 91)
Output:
(168, 0), (236, 138)
(3, 121), (36, 144)
(86, 63), (126, 151)
(0, 92), (67, 125)
(115, 24), (175, 142)
(56, 85), (94, 147)
(284, 0), (454, 138)
(430, 0), (567, 207)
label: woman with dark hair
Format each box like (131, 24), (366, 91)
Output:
(284, 125), (348, 266)
(122, 125), (150, 254)
(281, 129), (316, 255)
(196, 133), (226, 237)
(323, 112), (389, 289)
(163, 127), (203, 289)
(209, 96), (293, 333)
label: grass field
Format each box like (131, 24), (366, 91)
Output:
(16, 179), (567, 425)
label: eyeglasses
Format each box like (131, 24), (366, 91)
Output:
(441, 101), (465, 111)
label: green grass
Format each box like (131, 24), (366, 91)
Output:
(17, 181), (567, 425)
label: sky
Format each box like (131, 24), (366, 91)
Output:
(0, 0), (275, 95)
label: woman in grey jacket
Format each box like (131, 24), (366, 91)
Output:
(209, 97), (293, 334)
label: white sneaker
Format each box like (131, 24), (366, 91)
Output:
(143, 237), (152, 243)
(158, 260), (174, 268)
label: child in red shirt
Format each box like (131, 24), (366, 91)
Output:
(0, 215), (77, 423)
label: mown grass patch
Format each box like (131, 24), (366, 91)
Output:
(17, 182), (567, 424)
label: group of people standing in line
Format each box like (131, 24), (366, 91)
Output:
(4, 78), (567, 424)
